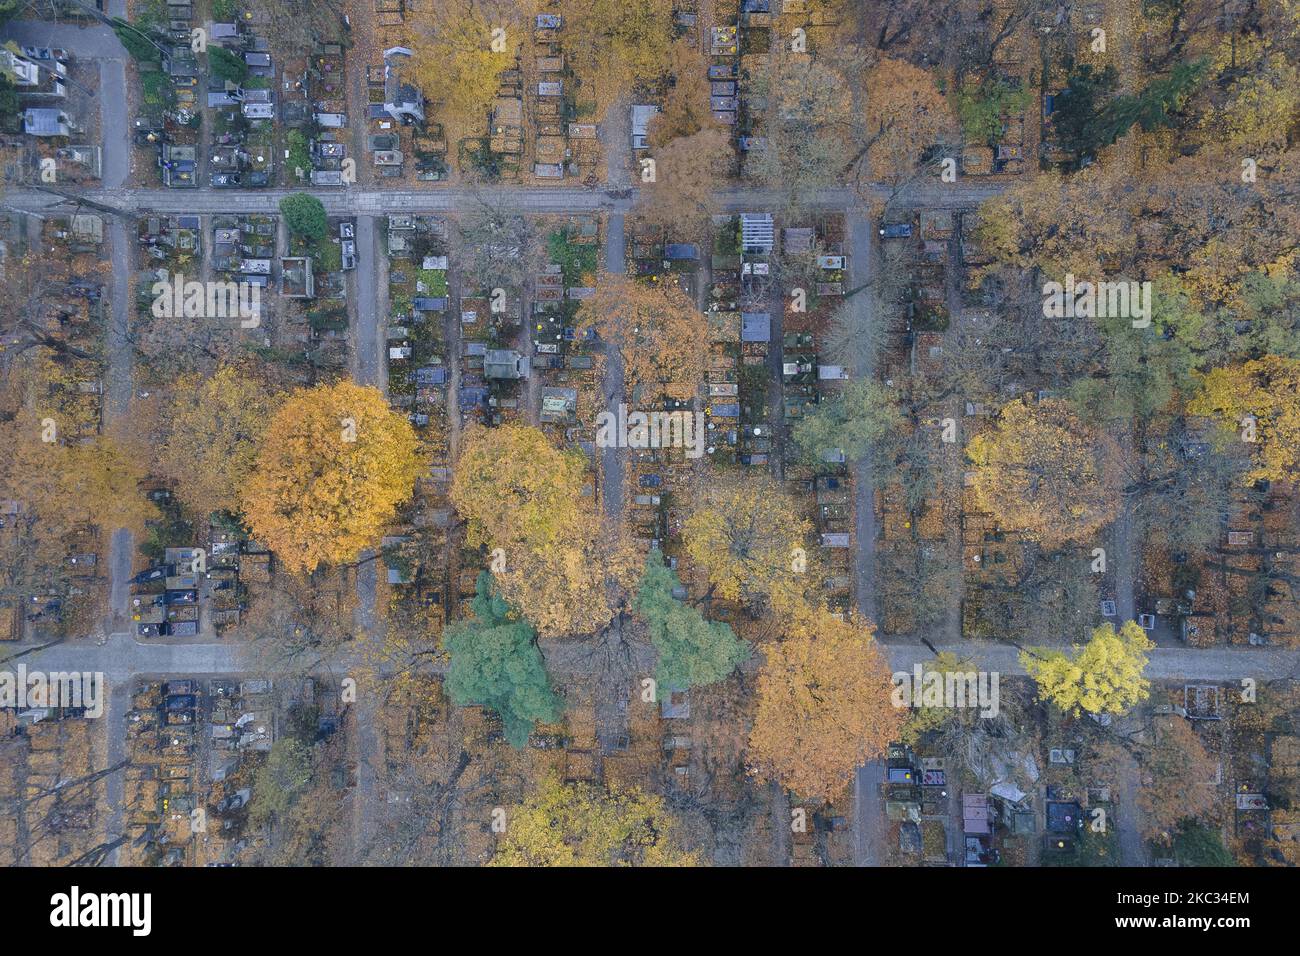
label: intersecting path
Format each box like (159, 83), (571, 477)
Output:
(5, 182), (1009, 219)
(13, 633), (1297, 691)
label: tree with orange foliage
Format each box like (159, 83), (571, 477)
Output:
(633, 127), (733, 242)
(856, 57), (957, 189)
(576, 273), (706, 393)
(647, 42), (718, 147)
(1135, 716), (1219, 842)
(748, 605), (904, 802)
(240, 380), (421, 574)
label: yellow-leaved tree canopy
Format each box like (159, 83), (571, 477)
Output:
(450, 423), (638, 638)
(240, 380), (420, 574)
(489, 774), (698, 866)
(0, 419), (157, 540)
(966, 397), (1122, 550)
(1021, 620), (1154, 717)
(748, 604), (904, 803)
(409, 0), (537, 136)
(154, 364), (277, 518)
(452, 422), (586, 547)
(557, 0), (675, 121)
(682, 471), (818, 612)
(1187, 354), (1300, 484)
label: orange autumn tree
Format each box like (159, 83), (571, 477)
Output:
(576, 272), (706, 393)
(1134, 716), (1219, 842)
(632, 126), (732, 242)
(634, 41), (731, 240)
(858, 57), (957, 188)
(647, 41), (718, 147)
(748, 605), (904, 803)
(240, 380), (420, 573)
(1187, 355), (1300, 484)
(966, 397), (1122, 550)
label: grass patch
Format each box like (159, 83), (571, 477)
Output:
(955, 78), (1032, 144)
(141, 71), (174, 107)
(315, 240), (342, 273)
(418, 269), (449, 297)
(547, 230), (598, 285)
(1041, 819), (1118, 867)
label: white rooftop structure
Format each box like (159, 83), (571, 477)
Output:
(741, 213), (775, 253)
